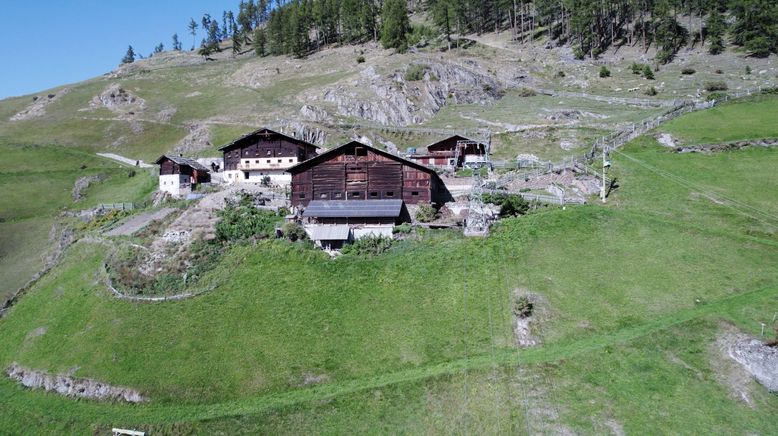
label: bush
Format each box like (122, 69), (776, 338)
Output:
(513, 295), (534, 318)
(341, 235), (393, 256)
(681, 68), (696, 75)
(407, 23), (437, 48)
(706, 92), (729, 102)
(599, 66), (611, 78)
(356, 55), (366, 64)
(555, 70), (566, 78)
(645, 86), (658, 96)
(517, 87), (537, 97)
(281, 222), (307, 242)
(643, 65), (655, 80)
(482, 193), (530, 217)
(630, 62), (644, 75)
(745, 36), (773, 58)
(392, 223), (412, 234)
(415, 202), (437, 223)
(405, 63), (429, 81)
(715, 69), (723, 74)
(704, 81), (728, 92)
(745, 65), (752, 75)
(128, 170), (136, 178)
(215, 193), (283, 242)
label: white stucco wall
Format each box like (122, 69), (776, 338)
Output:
(159, 174), (191, 198)
(223, 170), (291, 186)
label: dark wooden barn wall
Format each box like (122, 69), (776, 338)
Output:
(224, 137), (317, 171)
(291, 147), (440, 207)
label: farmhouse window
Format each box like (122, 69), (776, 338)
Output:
(386, 191), (394, 197)
(278, 159), (282, 163)
(370, 192), (378, 198)
(412, 191), (419, 196)
(267, 160), (271, 163)
(352, 192), (360, 198)
(299, 193), (306, 199)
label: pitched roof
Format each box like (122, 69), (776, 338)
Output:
(287, 141), (438, 175)
(303, 200), (404, 219)
(308, 225), (351, 241)
(218, 128), (320, 151)
(155, 155), (210, 171)
(426, 134), (485, 151)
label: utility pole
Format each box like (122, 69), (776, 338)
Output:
(601, 146), (609, 203)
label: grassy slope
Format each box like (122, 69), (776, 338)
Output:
(0, 142), (156, 298)
(0, 136), (777, 432)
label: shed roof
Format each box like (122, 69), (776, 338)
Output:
(218, 128), (320, 151)
(155, 155), (210, 172)
(303, 200), (404, 219)
(308, 225), (351, 241)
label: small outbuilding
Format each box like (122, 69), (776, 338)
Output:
(156, 155), (211, 198)
(406, 135), (490, 169)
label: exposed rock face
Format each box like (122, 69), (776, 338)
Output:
(278, 122), (328, 145)
(729, 338), (778, 393)
(321, 62), (503, 126)
(10, 88), (71, 121)
(89, 84), (146, 117)
(300, 104), (329, 122)
(173, 123), (212, 154)
(72, 175), (104, 202)
(6, 363), (145, 403)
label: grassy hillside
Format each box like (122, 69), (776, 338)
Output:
(0, 126), (776, 432)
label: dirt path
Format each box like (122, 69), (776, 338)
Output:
(96, 153), (155, 168)
(104, 208), (175, 237)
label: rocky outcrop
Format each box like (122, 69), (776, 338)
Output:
(729, 338), (778, 393)
(278, 122), (328, 145)
(173, 123), (212, 154)
(6, 363), (145, 403)
(89, 84), (146, 117)
(9, 88), (71, 121)
(72, 175), (104, 202)
(321, 62), (504, 126)
(300, 104), (329, 122)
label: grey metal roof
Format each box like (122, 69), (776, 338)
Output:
(157, 155), (210, 172)
(308, 225), (351, 241)
(303, 200), (404, 218)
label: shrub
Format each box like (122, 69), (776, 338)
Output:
(681, 68), (696, 75)
(128, 170), (136, 178)
(745, 65), (752, 75)
(715, 69), (723, 74)
(599, 66), (611, 78)
(706, 92), (729, 102)
(415, 202), (437, 223)
(341, 235), (393, 256)
(281, 222), (307, 242)
(356, 55), (366, 64)
(405, 63), (429, 81)
(392, 223), (412, 234)
(215, 193), (282, 242)
(555, 70), (566, 78)
(642, 65), (655, 80)
(645, 86), (658, 96)
(630, 62), (644, 75)
(482, 193), (530, 217)
(513, 295), (534, 318)
(745, 36), (772, 58)
(517, 87), (536, 97)
(704, 81), (728, 92)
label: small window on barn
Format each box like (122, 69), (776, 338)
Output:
(356, 147), (367, 156)
(334, 192), (342, 199)
(320, 194), (328, 199)
(278, 159), (282, 163)
(255, 160), (259, 164)
(412, 191), (419, 196)
(289, 159), (294, 163)
(386, 191), (394, 197)
(299, 193), (306, 199)
(352, 192), (360, 198)
(370, 192), (378, 198)
(267, 159), (271, 163)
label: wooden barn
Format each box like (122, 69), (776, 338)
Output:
(219, 128), (319, 186)
(155, 155), (211, 198)
(406, 135), (489, 169)
(288, 141), (451, 208)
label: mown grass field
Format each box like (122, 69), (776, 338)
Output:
(0, 124), (776, 433)
(0, 142), (155, 299)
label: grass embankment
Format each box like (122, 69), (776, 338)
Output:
(0, 142), (155, 299)
(0, 139), (777, 432)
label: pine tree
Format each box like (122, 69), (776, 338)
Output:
(253, 27), (267, 56)
(121, 45), (136, 64)
(381, 0), (410, 52)
(188, 18), (198, 51)
(154, 43), (164, 54)
(707, 5), (726, 55)
(233, 26), (244, 56)
(172, 33), (182, 51)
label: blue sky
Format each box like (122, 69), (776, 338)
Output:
(0, 0), (236, 99)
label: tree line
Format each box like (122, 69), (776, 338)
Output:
(121, 0), (777, 64)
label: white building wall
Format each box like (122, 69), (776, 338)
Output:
(159, 174), (191, 198)
(222, 170), (291, 186)
(352, 225), (394, 240)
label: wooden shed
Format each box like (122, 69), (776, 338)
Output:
(288, 141), (451, 207)
(406, 135), (489, 169)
